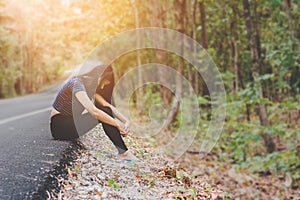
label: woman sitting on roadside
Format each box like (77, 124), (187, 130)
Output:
(50, 64), (138, 161)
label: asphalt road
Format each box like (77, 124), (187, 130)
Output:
(0, 85), (71, 199)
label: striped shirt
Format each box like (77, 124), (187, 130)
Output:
(52, 77), (86, 116)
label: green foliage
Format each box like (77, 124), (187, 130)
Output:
(107, 179), (120, 190)
(0, 27), (22, 97)
(214, 97), (300, 182)
(270, 0), (282, 8)
(0, 0), (135, 98)
(248, 151), (300, 176)
(224, 193), (233, 200)
(237, 76), (274, 105)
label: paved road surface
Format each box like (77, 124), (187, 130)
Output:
(0, 85), (71, 199)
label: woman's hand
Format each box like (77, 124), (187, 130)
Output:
(124, 121), (130, 134)
(116, 124), (128, 137)
(119, 121), (130, 137)
(120, 121), (130, 137)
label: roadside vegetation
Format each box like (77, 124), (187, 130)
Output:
(1, 0), (299, 198)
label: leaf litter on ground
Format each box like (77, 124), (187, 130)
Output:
(49, 124), (228, 200)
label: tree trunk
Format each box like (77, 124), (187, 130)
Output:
(298, 0), (300, 39)
(133, 0), (142, 108)
(19, 33), (25, 95)
(133, 0), (141, 79)
(237, 64), (251, 122)
(283, 0), (297, 50)
(199, 1), (208, 49)
(199, 1), (209, 97)
(147, 0), (173, 106)
(243, 0), (276, 153)
(22, 23), (33, 94)
(233, 41), (239, 93)
(230, 3), (240, 94)
(163, 0), (186, 129)
(188, 0), (197, 96)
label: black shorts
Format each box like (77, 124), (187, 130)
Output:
(50, 113), (98, 140)
(50, 114), (79, 140)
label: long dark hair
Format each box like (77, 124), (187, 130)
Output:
(95, 65), (115, 106)
(75, 63), (113, 99)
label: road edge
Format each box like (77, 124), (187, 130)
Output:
(27, 140), (86, 200)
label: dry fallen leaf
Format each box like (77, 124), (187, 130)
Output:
(165, 168), (177, 178)
(114, 173), (120, 178)
(94, 189), (102, 198)
(135, 174), (141, 179)
(284, 173), (292, 188)
(67, 168), (77, 178)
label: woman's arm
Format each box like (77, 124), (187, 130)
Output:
(94, 93), (128, 122)
(110, 105), (130, 134)
(94, 93), (130, 133)
(75, 91), (125, 133)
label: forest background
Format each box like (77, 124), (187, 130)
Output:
(0, 0), (299, 197)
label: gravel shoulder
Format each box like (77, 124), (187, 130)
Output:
(49, 125), (228, 200)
